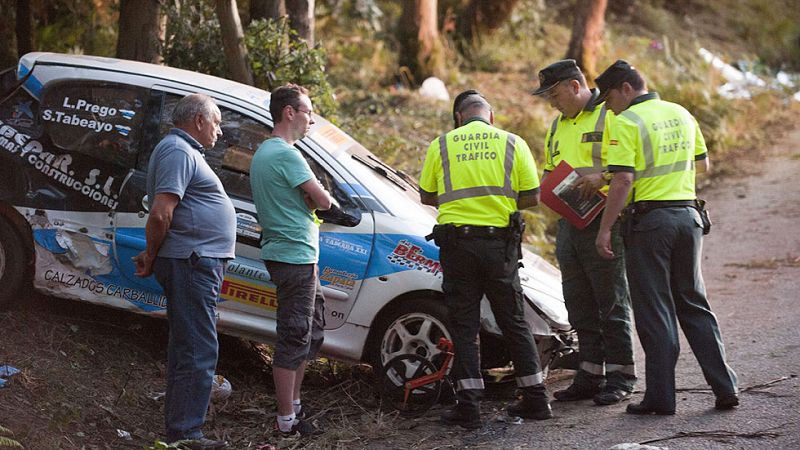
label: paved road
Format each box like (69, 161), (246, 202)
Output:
(380, 129), (800, 449)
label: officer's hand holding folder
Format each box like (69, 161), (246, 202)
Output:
(540, 161), (606, 229)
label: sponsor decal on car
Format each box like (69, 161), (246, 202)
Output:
(386, 239), (441, 275)
(221, 278), (278, 310)
(0, 119), (120, 208)
(320, 267), (357, 291)
(8, 100), (34, 127)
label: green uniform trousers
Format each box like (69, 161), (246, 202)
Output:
(556, 217), (636, 390)
(625, 206), (737, 411)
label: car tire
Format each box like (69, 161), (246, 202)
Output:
(0, 217), (26, 308)
(380, 353), (442, 417)
(373, 297), (451, 371)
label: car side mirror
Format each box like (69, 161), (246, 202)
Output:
(316, 203), (362, 227)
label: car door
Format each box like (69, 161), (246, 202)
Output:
(15, 74), (157, 307)
(110, 88), (274, 316)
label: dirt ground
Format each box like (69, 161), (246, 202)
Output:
(2, 127), (799, 449)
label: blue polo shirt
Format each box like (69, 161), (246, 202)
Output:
(250, 137), (318, 264)
(146, 128), (236, 259)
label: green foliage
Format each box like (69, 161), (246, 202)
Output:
(719, 0), (800, 69)
(0, 425), (22, 449)
(316, 1), (397, 90)
(336, 91), (450, 177)
(32, 1), (118, 56)
(246, 17), (337, 118)
(161, 3), (228, 78)
(160, 1), (337, 118)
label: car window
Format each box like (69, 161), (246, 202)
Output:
(0, 67), (41, 138)
(156, 95), (361, 211)
(158, 94), (271, 201)
(39, 80), (147, 169)
(302, 149), (364, 212)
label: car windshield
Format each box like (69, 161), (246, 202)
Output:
(334, 140), (435, 221)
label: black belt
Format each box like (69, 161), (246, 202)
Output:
(454, 225), (510, 238)
(632, 200), (696, 215)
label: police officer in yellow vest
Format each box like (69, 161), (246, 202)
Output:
(420, 90), (552, 429)
(594, 60), (739, 415)
(532, 59), (637, 406)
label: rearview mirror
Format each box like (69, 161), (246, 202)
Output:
(316, 204), (362, 227)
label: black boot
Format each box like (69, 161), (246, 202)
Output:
(507, 385), (553, 420)
(441, 402), (481, 429)
(553, 371), (604, 401)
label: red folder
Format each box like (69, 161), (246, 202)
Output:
(540, 161), (606, 229)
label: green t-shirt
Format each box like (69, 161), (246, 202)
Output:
(250, 137), (318, 264)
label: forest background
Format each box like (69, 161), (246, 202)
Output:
(2, 0), (799, 256)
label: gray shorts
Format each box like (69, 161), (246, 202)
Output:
(265, 261), (325, 370)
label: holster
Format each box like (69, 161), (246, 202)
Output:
(426, 224), (456, 247)
(619, 205), (637, 245)
(694, 198), (712, 235)
(507, 211), (525, 263)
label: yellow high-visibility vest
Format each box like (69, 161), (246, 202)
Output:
(544, 94), (609, 175)
(419, 118), (540, 227)
(605, 93), (708, 201)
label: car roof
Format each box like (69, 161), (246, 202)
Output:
(20, 52), (272, 110)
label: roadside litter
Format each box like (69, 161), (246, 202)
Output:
(211, 374), (232, 402)
(0, 364), (20, 388)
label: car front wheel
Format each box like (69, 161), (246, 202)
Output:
(375, 298), (451, 370)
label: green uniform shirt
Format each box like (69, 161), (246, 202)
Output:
(419, 118), (540, 227)
(605, 93), (708, 202)
(544, 90), (610, 175)
(250, 137), (319, 264)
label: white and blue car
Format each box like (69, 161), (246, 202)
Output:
(0, 53), (572, 372)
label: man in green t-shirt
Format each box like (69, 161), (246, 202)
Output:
(250, 84), (334, 436)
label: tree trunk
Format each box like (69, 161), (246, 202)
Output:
(456, 0), (519, 48)
(565, 0), (608, 80)
(216, 0), (254, 85)
(250, 0), (285, 22)
(15, 0), (33, 57)
(398, 0), (445, 85)
(286, 0), (314, 48)
(1, 0), (18, 66)
(116, 0), (165, 63)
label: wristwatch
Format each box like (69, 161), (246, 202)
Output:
(601, 170), (614, 184)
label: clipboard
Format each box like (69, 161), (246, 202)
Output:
(540, 160), (606, 229)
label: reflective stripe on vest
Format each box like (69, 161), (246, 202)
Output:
(546, 117), (558, 168)
(590, 105), (608, 171)
(548, 105), (607, 172)
(620, 109), (694, 179)
(438, 133), (517, 205)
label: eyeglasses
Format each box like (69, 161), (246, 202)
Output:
(292, 105), (313, 116)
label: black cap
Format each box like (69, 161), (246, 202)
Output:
(532, 59), (581, 95)
(595, 60), (638, 102)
